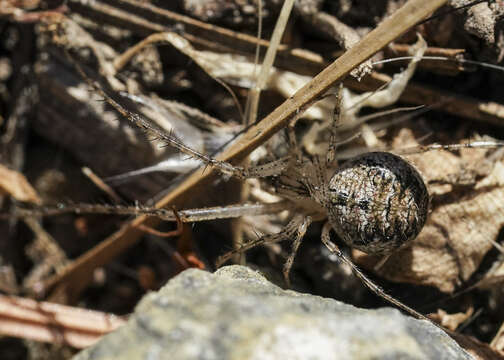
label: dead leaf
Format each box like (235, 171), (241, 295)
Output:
(429, 308), (473, 331)
(491, 320), (504, 353)
(0, 164), (41, 204)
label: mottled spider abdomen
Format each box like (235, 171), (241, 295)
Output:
(327, 152), (429, 254)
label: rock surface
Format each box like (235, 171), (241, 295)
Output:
(74, 266), (472, 360)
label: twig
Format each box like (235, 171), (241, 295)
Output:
(386, 44), (466, 75)
(247, 0), (295, 125)
(0, 294), (126, 348)
(82, 167), (122, 203)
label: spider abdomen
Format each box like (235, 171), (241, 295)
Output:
(327, 152), (429, 254)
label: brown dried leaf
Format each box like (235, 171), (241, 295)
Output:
(428, 308), (473, 331)
(0, 164), (41, 204)
(491, 320), (504, 353)
(357, 129), (504, 293)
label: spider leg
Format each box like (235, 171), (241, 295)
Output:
(301, 154), (329, 207)
(327, 84), (344, 165)
(69, 54), (292, 180)
(320, 222), (435, 325)
(283, 215), (312, 287)
(215, 214), (306, 268)
(245, 156), (292, 177)
(287, 123), (302, 164)
(136, 207), (183, 238)
(4, 202), (289, 222)
(394, 141), (504, 156)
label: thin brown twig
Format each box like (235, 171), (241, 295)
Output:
(386, 44), (467, 75)
(247, 0), (295, 125)
(82, 166), (123, 203)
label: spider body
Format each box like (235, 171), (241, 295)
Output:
(326, 152), (429, 254)
(271, 151), (429, 255)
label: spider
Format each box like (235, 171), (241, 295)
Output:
(10, 57), (504, 324)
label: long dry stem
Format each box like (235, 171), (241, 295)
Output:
(247, 0), (295, 125)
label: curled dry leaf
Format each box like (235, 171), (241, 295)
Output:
(428, 308), (473, 331)
(355, 129), (504, 293)
(0, 164), (41, 204)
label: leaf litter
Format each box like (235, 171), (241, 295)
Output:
(1, 0), (504, 357)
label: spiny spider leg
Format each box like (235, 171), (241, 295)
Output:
(215, 214), (307, 268)
(283, 215), (312, 288)
(327, 84), (344, 165)
(69, 54), (292, 180)
(4, 201), (290, 222)
(287, 124), (302, 164)
(393, 141), (504, 156)
(319, 222), (433, 325)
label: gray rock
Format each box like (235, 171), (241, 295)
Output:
(74, 265), (473, 360)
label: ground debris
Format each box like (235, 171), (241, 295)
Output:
(1, 1), (504, 356)
(0, 164), (41, 204)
